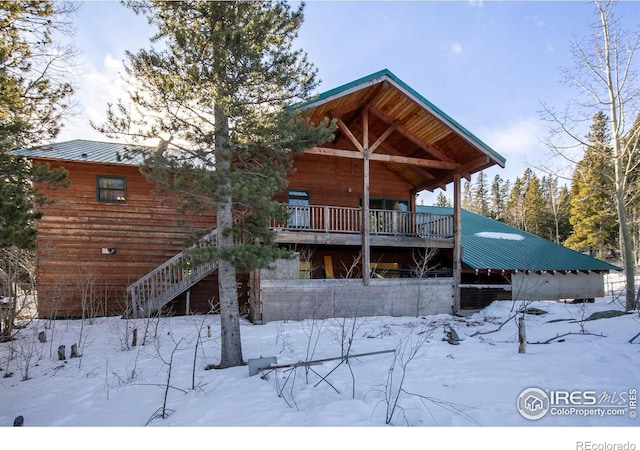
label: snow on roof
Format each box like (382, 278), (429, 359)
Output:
(475, 232), (525, 241)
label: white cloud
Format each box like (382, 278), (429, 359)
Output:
(451, 42), (463, 54)
(59, 53), (130, 142)
(527, 15), (547, 27)
(478, 118), (545, 159)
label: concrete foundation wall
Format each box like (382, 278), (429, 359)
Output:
(259, 278), (454, 323)
(511, 272), (605, 301)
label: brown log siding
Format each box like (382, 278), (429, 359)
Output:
(33, 151), (421, 318)
(33, 160), (216, 318)
(279, 153), (414, 207)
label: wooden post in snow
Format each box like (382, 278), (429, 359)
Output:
(518, 317), (526, 354)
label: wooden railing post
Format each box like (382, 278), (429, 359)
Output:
(324, 205), (330, 233)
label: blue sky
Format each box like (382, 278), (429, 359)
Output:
(59, 1), (640, 202)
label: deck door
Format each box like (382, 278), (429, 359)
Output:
(288, 190), (310, 228)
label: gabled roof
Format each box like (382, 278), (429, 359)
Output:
(12, 139), (145, 166)
(15, 70), (505, 194)
(419, 205), (621, 273)
(296, 69), (506, 192)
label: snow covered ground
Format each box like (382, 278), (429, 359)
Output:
(2, 278), (639, 449)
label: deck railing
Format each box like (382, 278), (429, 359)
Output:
(127, 206), (453, 316)
(126, 229), (219, 318)
(271, 205), (453, 240)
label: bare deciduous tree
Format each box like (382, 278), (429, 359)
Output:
(542, 0), (640, 311)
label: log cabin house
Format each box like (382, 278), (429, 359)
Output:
(15, 69), (506, 322)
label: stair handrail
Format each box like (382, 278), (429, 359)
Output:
(126, 228), (219, 317)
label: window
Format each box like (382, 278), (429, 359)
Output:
(97, 176), (126, 203)
(288, 190), (310, 228)
(366, 197), (409, 211)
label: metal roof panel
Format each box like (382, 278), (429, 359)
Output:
(419, 206), (621, 272)
(13, 139), (147, 166)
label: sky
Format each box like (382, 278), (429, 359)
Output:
(57, 0), (640, 203)
(2, 275), (639, 443)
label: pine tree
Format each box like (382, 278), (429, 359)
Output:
(523, 174), (545, 236)
(1, 2), (74, 249)
(472, 170), (489, 216)
(505, 176), (526, 230)
(96, 1), (334, 368)
(489, 174), (507, 221)
(462, 179), (473, 212)
(0, 2), (74, 339)
(565, 112), (617, 259)
(434, 192), (452, 207)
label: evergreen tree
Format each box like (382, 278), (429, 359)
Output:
(97, 1), (334, 368)
(434, 191), (452, 207)
(489, 174), (507, 221)
(523, 174), (545, 236)
(462, 179), (473, 212)
(0, 2), (74, 339)
(0, 2), (74, 249)
(505, 176), (526, 230)
(472, 170), (489, 216)
(565, 112), (617, 259)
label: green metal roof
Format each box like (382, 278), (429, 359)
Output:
(419, 206), (621, 273)
(294, 68), (506, 168)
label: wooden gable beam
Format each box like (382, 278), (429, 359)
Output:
(458, 155), (490, 180)
(369, 120), (400, 153)
(305, 146), (458, 170)
(331, 114), (456, 172)
(335, 117), (364, 153)
(305, 147), (363, 159)
(360, 126), (439, 183)
(368, 106), (453, 162)
(369, 152), (458, 169)
(326, 82), (391, 145)
(328, 81), (390, 119)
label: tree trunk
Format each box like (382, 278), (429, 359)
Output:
(214, 105), (244, 368)
(600, 1), (637, 312)
(614, 189), (636, 311)
(518, 317), (526, 354)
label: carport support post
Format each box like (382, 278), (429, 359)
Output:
(453, 173), (462, 313)
(362, 110), (370, 286)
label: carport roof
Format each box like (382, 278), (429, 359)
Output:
(419, 206), (621, 273)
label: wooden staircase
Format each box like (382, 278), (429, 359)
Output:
(126, 229), (219, 318)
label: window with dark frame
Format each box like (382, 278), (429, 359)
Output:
(96, 175), (127, 203)
(287, 189), (310, 228)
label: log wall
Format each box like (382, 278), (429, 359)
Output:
(33, 160), (216, 318)
(278, 153), (415, 207)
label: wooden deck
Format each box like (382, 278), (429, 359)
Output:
(271, 205), (454, 248)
